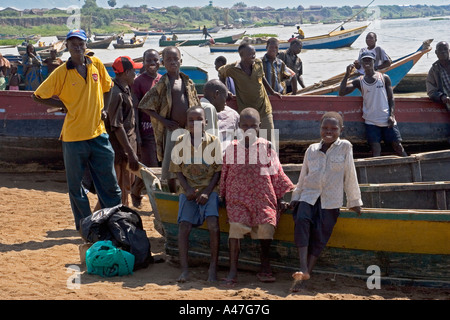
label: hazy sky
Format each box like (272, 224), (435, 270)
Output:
(3, 0), (450, 10)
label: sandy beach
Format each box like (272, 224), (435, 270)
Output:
(0, 165), (449, 302)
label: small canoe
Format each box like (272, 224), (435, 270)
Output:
(17, 40), (65, 55)
(36, 41), (66, 60)
(87, 36), (114, 49)
(113, 36), (147, 49)
(170, 26), (221, 34)
(209, 25), (368, 52)
(139, 165), (450, 288)
(159, 32), (245, 47)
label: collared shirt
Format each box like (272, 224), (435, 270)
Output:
(261, 54), (292, 93)
(427, 59), (450, 106)
(138, 72), (200, 161)
(200, 97), (219, 138)
(291, 138), (363, 209)
(169, 131), (222, 194)
(218, 59), (272, 117)
(34, 55), (113, 142)
(217, 105), (239, 155)
(106, 79), (137, 164)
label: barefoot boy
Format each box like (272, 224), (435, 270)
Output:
(169, 106), (222, 282)
(219, 108), (294, 286)
(139, 46), (200, 192)
(289, 112), (362, 292)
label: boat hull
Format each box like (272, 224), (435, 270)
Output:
(226, 95), (450, 147)
(159, 32), (244, 47)
(209, 25), (368, 52)
(154, 190), (450, 287)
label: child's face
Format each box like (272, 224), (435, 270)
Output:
(187, 108), (206, 136)
(144, 51), (160, 75)
(266, 42), (279, 59)
(124, 68), (136, 86)
(320, 118), (341, 145)
(163, 49), (181, 74)
(239, 114), (260, 138)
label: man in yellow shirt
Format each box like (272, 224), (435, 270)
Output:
(32, 29), (121, 231)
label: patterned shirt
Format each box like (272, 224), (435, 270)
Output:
(138, 72), (200, 161)
(169, 131), (222, 194)
(261, 54), (292, 93)
(291, 138), (363, 209)
(219, 138), (294, 227)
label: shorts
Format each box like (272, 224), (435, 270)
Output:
(365, 124), (403, 144)
(178, 191), (219, 227)
(228, 222), (275, 240)
(292, 199), (340, 257)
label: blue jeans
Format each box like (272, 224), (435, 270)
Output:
(62, 133), (122, 230)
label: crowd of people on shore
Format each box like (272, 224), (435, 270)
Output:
(18, 28), (450, 290)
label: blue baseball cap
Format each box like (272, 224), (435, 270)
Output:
(66, 29), (87, 41)
(360, 51), (376, 61)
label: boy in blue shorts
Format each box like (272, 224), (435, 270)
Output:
(339, 51), (407, 157)
(169, 106), (222, 283)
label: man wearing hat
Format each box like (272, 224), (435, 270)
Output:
(104, 56), (142, 207)
(32, 29), (122, 231)
(339, 51), (408, 158)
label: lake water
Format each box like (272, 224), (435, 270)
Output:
(2, 16), (449, 86)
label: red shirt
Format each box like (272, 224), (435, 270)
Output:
(131, 72), (162, 137)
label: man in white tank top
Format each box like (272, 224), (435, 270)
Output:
(339, 51), (407, 157)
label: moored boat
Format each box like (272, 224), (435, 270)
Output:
(113, 36), (147, 49)
(87, 36), (114, 49)
(139, 166), (450, 288)
(209, 25), (368, 52)
(170, 26), (221, 34)
(159, 32), (245, 47)
(17, 40), (65, 55)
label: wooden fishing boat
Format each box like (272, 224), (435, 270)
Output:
(36, 41), (66, 60)
(87, 36), (114, 49)
(209, 25), (368, 52)
(113, 36), (147, 49)
(133, 29), (172, 36)
(158, 32), (245, 47)
(170, 26), (221, 34)
(17, 40), (65, 55)
(298, 39), (433, 96)
(1, 91), (448, 165)
(226, 94), (450, 150)
(280, 149), (450, 186)
(138, 166), (450, 288)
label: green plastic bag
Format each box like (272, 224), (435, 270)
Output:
(86, 240), (135, 277)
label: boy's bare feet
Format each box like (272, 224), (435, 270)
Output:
(292, 271), (310, 281)
(177, 270), (189, 283)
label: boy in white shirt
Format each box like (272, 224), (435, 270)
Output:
(289, 111), (362, 292)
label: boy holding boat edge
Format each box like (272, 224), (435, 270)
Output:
(169, 106), (222, 283)
(289, 111), (362, 292)
(339, 51), (408, 157)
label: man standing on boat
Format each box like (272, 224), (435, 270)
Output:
(426, 41), (450, 112)
(32, 29), (122, 231)
(278, 39), (306, 93)
(354, 32), (392, 75)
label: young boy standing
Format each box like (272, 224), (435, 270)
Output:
(130, 49), (162, 208)
(106, 56), (141, 207)
(290, 112), (362, 292)
(339, 51), (407, 157)
(139, 46), (200, 193)
(169, 106), (222, 283)
(220, 108), (294, 286)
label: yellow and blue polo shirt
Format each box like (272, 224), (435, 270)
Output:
(34, 56), (113, 142)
